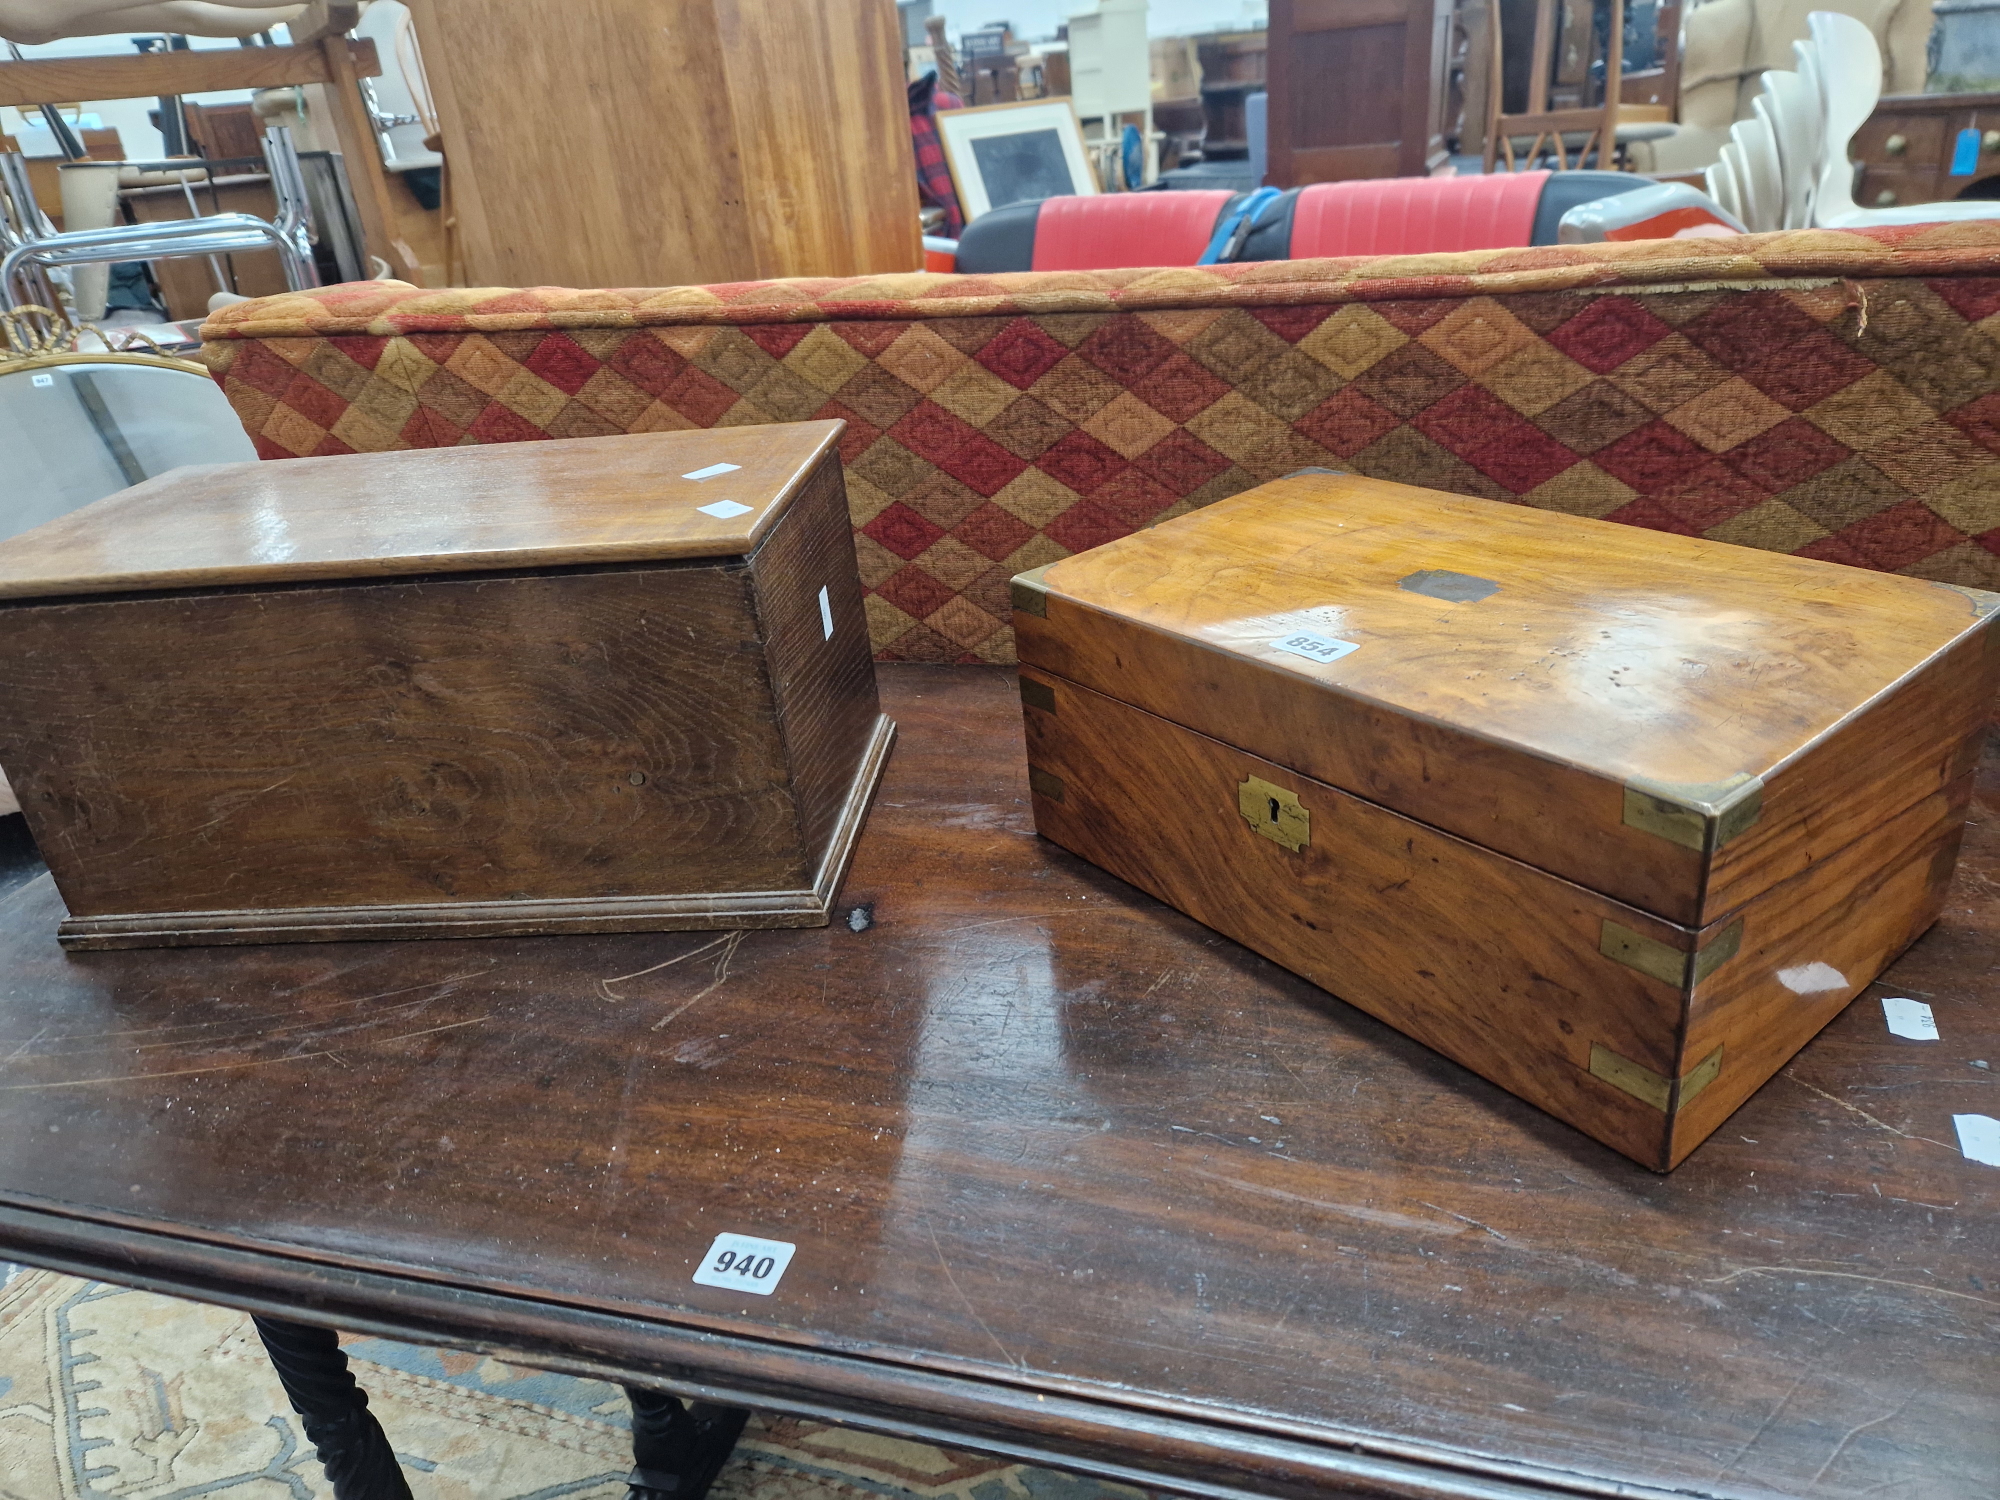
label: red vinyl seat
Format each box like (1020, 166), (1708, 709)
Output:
(1028, 190), (1237, 271)
(949, 172), (1648, 273)
(1285, 172), (1549, 258)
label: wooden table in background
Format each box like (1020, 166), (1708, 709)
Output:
(0, 666), (1994, 1500)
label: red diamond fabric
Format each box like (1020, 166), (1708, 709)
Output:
(201, 225), (2000, 661)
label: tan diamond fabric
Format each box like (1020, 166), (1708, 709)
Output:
(201, 228), (2000, 661)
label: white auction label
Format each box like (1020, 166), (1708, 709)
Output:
(683, 462), (741, 481)
(817, 584), (834, 640)
(1271, 631), (1359, 665)
(1881, 996), (1938, 1040)
(691, 1232), (796, 1294)
(31, 373), (53, 388)
(697, 499), (754, 519)
(1954, 1114), (2000, 1167)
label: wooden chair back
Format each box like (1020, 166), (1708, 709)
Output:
(1483, 0), (1655, 173)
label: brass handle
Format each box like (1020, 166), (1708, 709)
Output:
(1884, 133), (1907, 156)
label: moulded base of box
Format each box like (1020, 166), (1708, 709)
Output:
(56, 716), (896, 951)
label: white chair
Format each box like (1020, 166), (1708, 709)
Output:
(1760, 65), (1821, 229)
(1809, 10), (2000, 227)
(1729, 113), (1784, 231)
(1706, 150), (1744, 224)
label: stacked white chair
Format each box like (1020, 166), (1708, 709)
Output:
(1760, 65), (1821, 230)
(1702, 13), (1997, 234)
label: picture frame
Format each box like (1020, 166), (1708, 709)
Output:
(935, 98), (1099, 221)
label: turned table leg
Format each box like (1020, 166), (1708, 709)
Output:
(625, 1388), (750, 1500)
(252, 1316), (413, 1500)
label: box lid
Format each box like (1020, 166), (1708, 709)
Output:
(0, 422), (843, 601)
(1013, 471), (2000, 928)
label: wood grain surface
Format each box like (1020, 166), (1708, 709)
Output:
(0, 424), (843, 600)
(0, 667), (1995, 1500)
(0, 39), (379, 109)
(317, 30), (422, 281)
(403, 0), (920, 289)
(0, 437), (890, 947)
(1017, 470), (2000, 926)
(1021, 668), (1970, 1168)
(752, 457), (885, 862)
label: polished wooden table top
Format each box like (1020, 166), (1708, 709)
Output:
(1, 666), (1994, 1500)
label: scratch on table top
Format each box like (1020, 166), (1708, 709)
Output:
(939, 912), (1084, 939)
(1808, 1391), (1918, 1489)
(1713, 1372), (1810, 1482)
(1702, 1266), (2000, 1309)
(0, 1015), (490, 1090)
(1186, 1167), (1458, 1237)
(3, 1023), (51, 1066)
(651, 931), (745, 1032)
(1781, 1071), (1957, 1152)
(598, 934), (733, 1001)
(925, 1217), (1023, 1373)
(0, 967), (494, 1052)
(1416, 1202), (1509, 1241)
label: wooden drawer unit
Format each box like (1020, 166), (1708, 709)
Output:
(0, 422), (893, 949)
(1853, 90), (2000, 209)
(1012, 471), (1998, 1169)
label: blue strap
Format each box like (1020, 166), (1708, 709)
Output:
(1197, 186), (1282, 265)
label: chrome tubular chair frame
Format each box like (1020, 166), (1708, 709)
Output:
(0, 126), (322, 317)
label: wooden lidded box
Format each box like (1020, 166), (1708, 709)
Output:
(0, 421), (893, 950)
(1014, 471), (2000, 1170)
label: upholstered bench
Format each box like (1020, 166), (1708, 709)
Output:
(200, 224), (2000, 663)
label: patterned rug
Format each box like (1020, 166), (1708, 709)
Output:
(0, 1264), (1143, 1500)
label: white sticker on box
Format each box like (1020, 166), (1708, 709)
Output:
(691, 1232), (796, 1294)
(818, 584), (833, 640)
(1778, 962), (1846, 995)
(1882, 996), (1938, 1040)
(683, 462), (741, 481)
(1270, 631), (1359, 665)
(1954, 1114), (2000, 1167)
(697, 499), (754, 519)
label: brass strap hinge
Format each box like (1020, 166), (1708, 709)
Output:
(1600, 917), (1742, 990)
(1589, 1042), (1724, 1113)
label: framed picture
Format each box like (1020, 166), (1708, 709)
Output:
(936, 99), (1099, 221)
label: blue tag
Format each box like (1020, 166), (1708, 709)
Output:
(1951, 126), (1980, 177)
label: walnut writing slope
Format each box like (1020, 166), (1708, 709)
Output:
(1014, 471), (2000, 1169)
(0, 421), (892, 950)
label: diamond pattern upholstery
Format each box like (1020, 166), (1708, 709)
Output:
(200, 225), (2000, 662)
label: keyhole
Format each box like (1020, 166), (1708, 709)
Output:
(1268, 797), (1281, 823)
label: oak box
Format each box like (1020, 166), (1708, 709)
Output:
(1014, 471), (1999, 1169)
(0, 421), (892, 949)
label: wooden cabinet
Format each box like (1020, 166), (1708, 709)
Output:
(1265, 0), (1454, 184)
(405, 0), (922, 287)
(1852, 91), (2000, 211)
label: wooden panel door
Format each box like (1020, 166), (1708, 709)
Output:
(1267, 0), (1454, 184)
